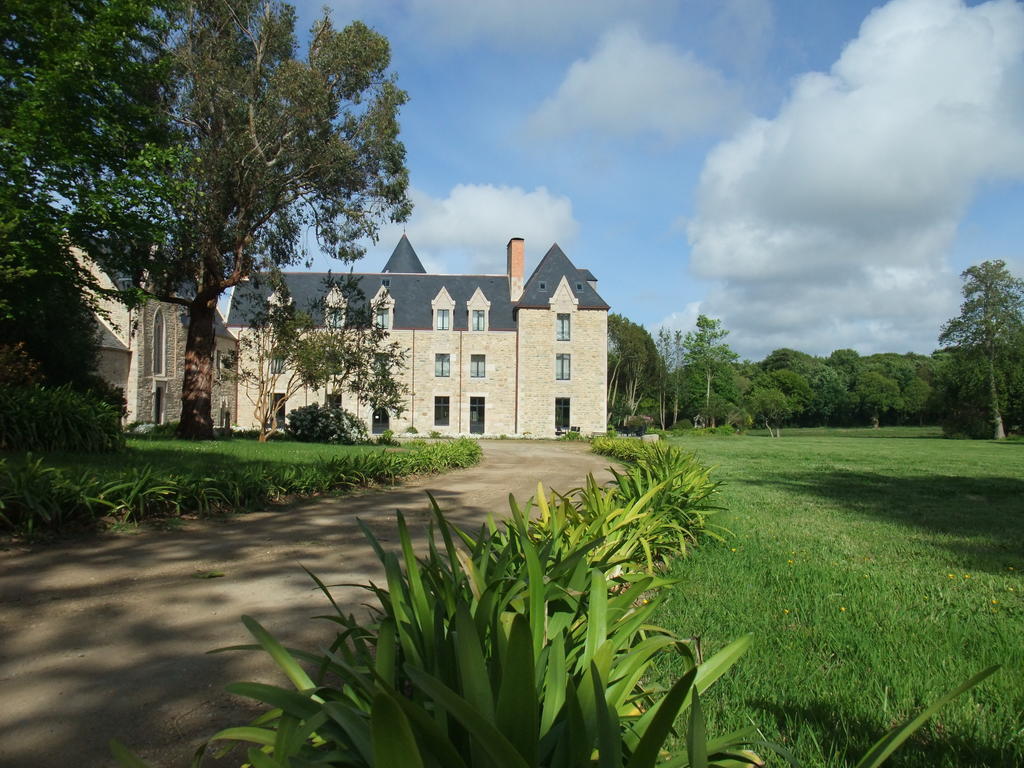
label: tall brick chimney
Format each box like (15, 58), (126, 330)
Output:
(507, 237), (524, 301)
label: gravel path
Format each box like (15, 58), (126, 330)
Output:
(0, 441), (616, 768)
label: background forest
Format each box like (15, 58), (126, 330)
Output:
(608, 261), (1024, 439)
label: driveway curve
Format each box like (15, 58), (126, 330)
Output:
(0, 440), (617, 768)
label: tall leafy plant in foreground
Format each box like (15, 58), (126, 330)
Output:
(111, 449), (998, 767)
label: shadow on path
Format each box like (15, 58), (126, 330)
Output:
(0, 441), (617, 768)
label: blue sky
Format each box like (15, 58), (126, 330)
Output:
(294, 0), (1024, 360)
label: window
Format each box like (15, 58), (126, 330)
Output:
(272, 393), (287, 428)
(152, 310), (166, 376)
(327, 308), (344, 328)
(472, 309), (486, 331)
(382, 278), (391, 287)
(556, 313), (570, 341)
(576, 282), (583, 291)
(214, 349), (221, 371)
(555, 398), (571, 432)
(376, 308), (389, 329)
(470, 354), (485, 378)
(435, 353), (450, 377)
(436, 308), (450, 330)
(434, 396), (450, 426)
(270, 356), (285, 374)
(555, 353), (571, 381)
(469, 397), (485, 434)
(326, 393), (342, 409)
(539, 281), (547, 291)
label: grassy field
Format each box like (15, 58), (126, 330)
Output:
(656, 430), (1023, 768)
(4, 437), (385, 476)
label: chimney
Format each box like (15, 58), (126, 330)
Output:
(507, 237), (524, 301)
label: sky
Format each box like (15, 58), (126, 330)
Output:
(293, 0), (1024, 360)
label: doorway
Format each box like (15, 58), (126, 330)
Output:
(469, 397), (485, 434)
(372, 408), (390, 434)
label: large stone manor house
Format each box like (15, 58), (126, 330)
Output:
(94, 236), (609, 438)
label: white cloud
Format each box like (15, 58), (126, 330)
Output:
(372, 183), (579, 273)
(400, 0), (672, 47)
(527, 24), (744, 142)
(687, 0), (1024, 358)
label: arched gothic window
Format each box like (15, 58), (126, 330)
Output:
(153, 310), (166, 376)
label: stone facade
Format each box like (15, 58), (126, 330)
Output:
(87, 256), (238, 426)
(227, 237), (610, 438)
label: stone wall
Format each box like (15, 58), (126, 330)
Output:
(515, 289), (607, 437)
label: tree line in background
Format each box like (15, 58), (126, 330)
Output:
(609, 260), (1024, 440)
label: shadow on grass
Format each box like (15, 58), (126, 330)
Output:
(743, 471), (1024, 572)
(749, 698), (1013, 768)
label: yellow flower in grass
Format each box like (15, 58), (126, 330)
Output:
(991, 599), (999, 605)
(783, 609), (790, 614)
(964, 574), (971, 579)
(840, 606), (846, 612)
(787, 559), (794, 565)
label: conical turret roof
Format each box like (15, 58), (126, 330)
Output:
(382, 234), (426, 273)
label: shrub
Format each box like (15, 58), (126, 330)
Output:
(286, 404), (368, 444)
(404, 425), (418, 434)
(0, 439), (482, 536)
(557, 429), (585, 441)
(0, 384), (124, 453)
(376, 428), (397, 446)
(113, 483), (998, 768)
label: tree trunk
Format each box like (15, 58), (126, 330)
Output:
(871, 412), (879, 429)
(988, 355), (1006, 440)
(177, 297), (217, 440)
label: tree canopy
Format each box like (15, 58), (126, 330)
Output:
(939, 260), (1024, 439)
(114, 0), (412, 438)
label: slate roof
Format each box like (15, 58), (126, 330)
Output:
(381, 234), (426, 273)
(515, 244), (609, 310)
(226, 238), (608, 330)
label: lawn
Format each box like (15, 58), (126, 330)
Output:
(656, 430), (1023, 768)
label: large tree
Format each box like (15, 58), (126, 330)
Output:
(939, 260), (1024, 439)
(607, 314), (660, 423)
(110, 0), (411, 439)
(681, 315), (738, 427)
(0, 0), (173, 384)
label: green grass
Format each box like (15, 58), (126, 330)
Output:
(653, 430), (1023, 767)
(744, 425), (944, 439)
(3, 437), (385, 477)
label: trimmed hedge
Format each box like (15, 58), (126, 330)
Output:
(0, 439), (482, 536)
(0, 384), (124, 453)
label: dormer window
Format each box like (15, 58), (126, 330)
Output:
(539, 281), (547, 291)
(576, 282), (583, 291)
(327, 308), (344, 329)
(382, 278), (390, 287)
(376, 308), (389, 329)
(436, 308), (450, 331)
(472, 309), (485, 331)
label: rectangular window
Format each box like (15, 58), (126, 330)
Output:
(470, 354), (486, 378)
(472, 309), (485, 331)
(436, 308), (450, 330)
(555, 353), (571, 381)
(326, 394), (342, 409)
(375, 308), (389, 329)
(556, 313), (570, 341)
(327, 308), (344, 328)
(434, 396), (450, 426)
(270, 356), (285, 374)
(555, 398), (571, 431)
(435, 353), (450, 377)
(272, 393), (287, 428)
(470, 396), (485, 434)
